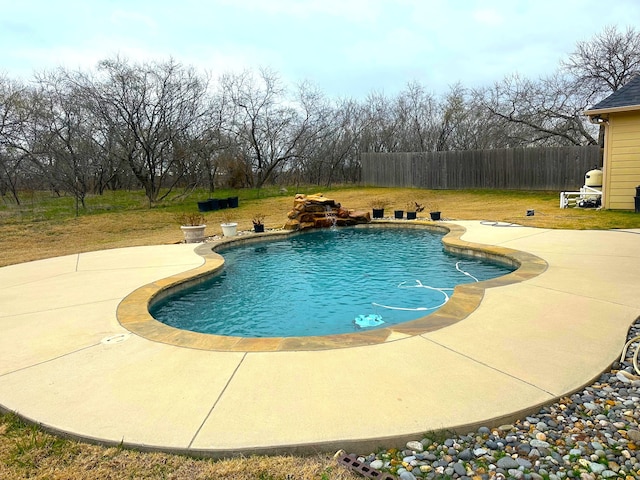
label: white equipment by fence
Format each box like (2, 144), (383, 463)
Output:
(560, 168), (603, 209)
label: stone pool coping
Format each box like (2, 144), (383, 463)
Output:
(117, 221), (549, 351)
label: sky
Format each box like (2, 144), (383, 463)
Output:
(1, 0), (639, 99)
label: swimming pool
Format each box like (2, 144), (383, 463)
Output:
(150, 227), (515, 338)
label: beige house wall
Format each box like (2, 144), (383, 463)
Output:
(603, 110), (640, 210)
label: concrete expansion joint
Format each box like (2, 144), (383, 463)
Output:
(2, 271), (71, 290)
(607, 229), (640, 235)
(492, 229), (552, 246)
(0, 343), (99, 379)
(187, 352), (247, 449)
(418, 335), (556, 397)
(4, 297), (123, 319)
(534, 250), (639, 260)
(529, 282), (640, 309)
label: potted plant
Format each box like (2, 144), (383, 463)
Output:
(405, 201), (424, 220)
(207, 198), (220, 211)
(427, 199), (441, 221)
(197, 200), (211, 212)
(252, 213), (265, 233)
(227, 195), (239, 208)
(369, 198), (388, 219)
(176, 212), (206, 243)
(220, 212), (238, 237)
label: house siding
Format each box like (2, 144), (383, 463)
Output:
(603, 111), (640, 210)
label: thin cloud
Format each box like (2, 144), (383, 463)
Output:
(110, 9), (158, 32)
(1, 0), (639, 98)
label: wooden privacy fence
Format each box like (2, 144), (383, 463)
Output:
(361, 146), (601, 191)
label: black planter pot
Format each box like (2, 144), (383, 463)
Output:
(430, 211), (441, 221)
(217, 198), (228, 209)
(406, 211), (417, 220)
(394, 210), (404, 219)
(207, 198), (220, 211)
(197, 201), (211, 212)
(253, 224), (265, 233)
(227, 196), (239, 208)
(372, 208), (384, 219)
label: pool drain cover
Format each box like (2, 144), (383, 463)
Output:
(101, 333), (130, 345)
(336, 453), (395, 479)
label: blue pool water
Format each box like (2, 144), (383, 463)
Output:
(150, 227), (515, 337)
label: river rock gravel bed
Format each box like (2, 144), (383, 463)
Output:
(347, 319), (640, 480)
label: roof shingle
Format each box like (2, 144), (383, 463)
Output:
(587, 74), (640, 112)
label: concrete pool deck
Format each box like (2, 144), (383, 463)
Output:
(0, 221), (639, 457)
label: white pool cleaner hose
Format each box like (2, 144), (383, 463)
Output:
(372, 262), (479, 312)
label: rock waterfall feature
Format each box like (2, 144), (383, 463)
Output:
(283, 193), (371, 231)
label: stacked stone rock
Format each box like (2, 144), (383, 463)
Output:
(284, 193), (370, 231)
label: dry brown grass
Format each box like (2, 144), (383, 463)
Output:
(2, 187), (638, 268)
(0, 414), (357, 479)
(0, 196), (294, 267)
(1, 186), (639, 479)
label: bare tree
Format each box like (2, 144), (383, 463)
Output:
(359, 91), (402, 153)
(0, 75), (32, 204)
(394, 81), (440, 152)
(562, 25), (640, 98)
(299, 97), (365, 186)
(437, 84), (500, 150)
(83, 57), (209, 206)
(221, 69), (328, 188)
(435, 83), (468, 151)
(10, 26), (634, 197)
(28, 70), (104, 213)
(479, 73), (598, 147)
(358, 81), (515, 154)
(189, 93), (234, 192)
(478, 26), (639, 148)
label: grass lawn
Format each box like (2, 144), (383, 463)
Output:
(2, 186), (639, 268)
(1, 186), (639, 479)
